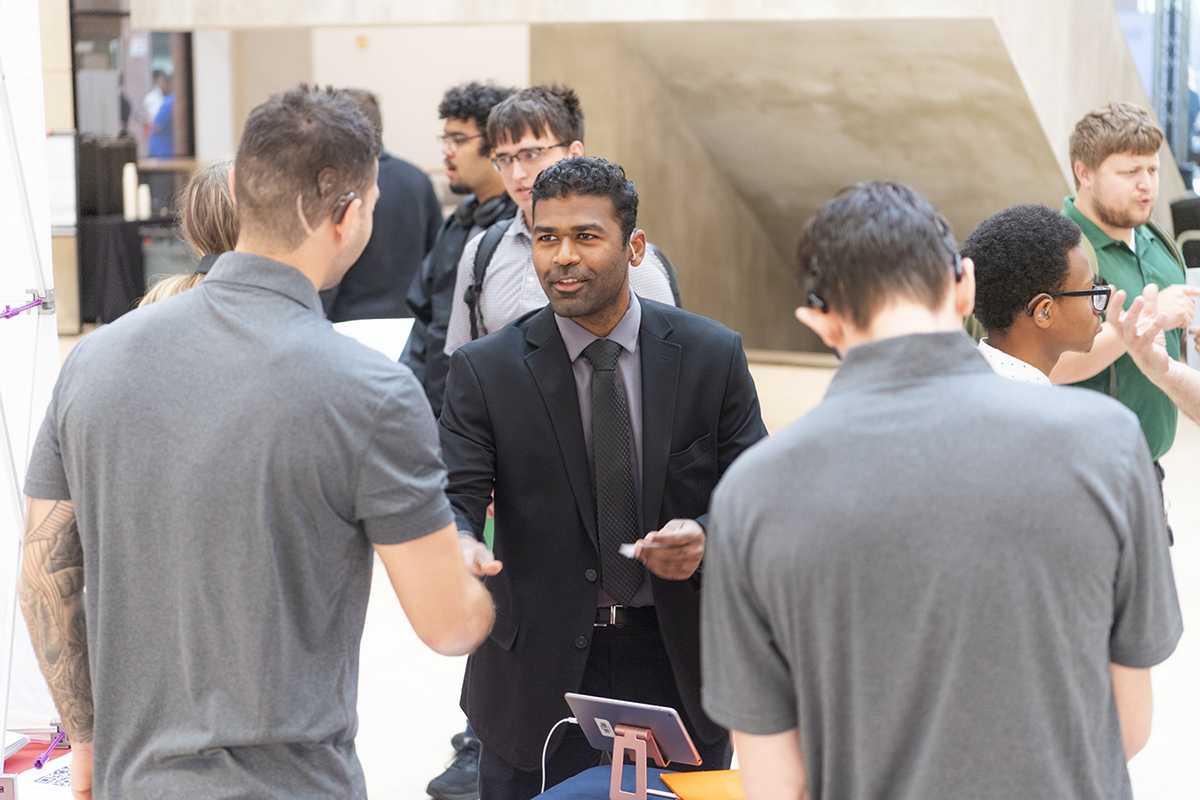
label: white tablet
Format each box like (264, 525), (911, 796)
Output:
(564, 693), (702, 766)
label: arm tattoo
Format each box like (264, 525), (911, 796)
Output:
(18, 499), (94, 744)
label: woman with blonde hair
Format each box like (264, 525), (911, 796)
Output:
(139, 159), (238, 307)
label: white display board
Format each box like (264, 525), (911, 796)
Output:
(1, 0), (62, 737)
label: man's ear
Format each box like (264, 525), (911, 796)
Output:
(954, 256), (977, 320)
(1031, 296), (1054, 328)
(795, 306), (847, 354)
(568, 140), (585, 158)
(332, 196), (364, 241)
(1074, 160), (1092, 191)
(628, 229), (647, 267)
(228, 167), (237, 204)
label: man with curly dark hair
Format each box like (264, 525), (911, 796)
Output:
(403, 82), (519, 418)
(963, 204), (1115, 383)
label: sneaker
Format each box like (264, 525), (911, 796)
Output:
(450, 730), (472, 753)
(426, 738), (480, 800)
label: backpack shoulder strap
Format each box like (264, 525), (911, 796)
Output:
(1146, 219), (1188, 279)
(463, 217), (514, 341)
(646, 243), (682, 308)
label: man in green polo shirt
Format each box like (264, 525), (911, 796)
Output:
(1054, 102), (1199, 478)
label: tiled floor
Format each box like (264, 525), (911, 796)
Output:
(55, 330), (1199, 797)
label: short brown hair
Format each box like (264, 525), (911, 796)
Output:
(1069, 102), (1163, 188)
(235, 85), (381, 249)
(486, 85), (584, 150)
(179, 160), (237, 257)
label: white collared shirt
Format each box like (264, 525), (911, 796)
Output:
(978, 338), (1051, 385)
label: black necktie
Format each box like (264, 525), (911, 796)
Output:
(582, 339), (643, 604)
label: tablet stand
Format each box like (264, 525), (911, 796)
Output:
(609, 725), (666, 800)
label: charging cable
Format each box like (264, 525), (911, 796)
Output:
(538, 716), (679, 797)
(541, 716), (578, 795)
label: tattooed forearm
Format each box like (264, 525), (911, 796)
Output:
(19, 498), (94, 744)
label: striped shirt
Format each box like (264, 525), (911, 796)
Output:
(444, 210), (677, 355)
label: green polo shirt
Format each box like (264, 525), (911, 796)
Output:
(1063, 196), (1183, 460)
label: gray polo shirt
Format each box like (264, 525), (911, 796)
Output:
(25, 252), (454, 799)
(703, 332), (1181, 800)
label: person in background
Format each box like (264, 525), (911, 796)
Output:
(147, 72), (174, 158)
(20, 85), (497, 800)
(403, 82), (518, 418)
(962, 204), (1116, 383)
(321, 88), (443, 322)
(408, 82), (519, 800)
(442, 85), (677, 356)
(1055, 102), (1200, 543)
(139, 160), (238, 307)
(702, 181), (1181, 800)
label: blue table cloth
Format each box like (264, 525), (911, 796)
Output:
(535, 765), (677, 799)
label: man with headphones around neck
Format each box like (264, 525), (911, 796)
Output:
(403, 83), (519, 419)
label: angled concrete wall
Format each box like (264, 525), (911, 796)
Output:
(135, 0), (1183, 351)
(531, 26), (815, 350)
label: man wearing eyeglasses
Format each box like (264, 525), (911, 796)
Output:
(963, 204), (1118, 384)
(403, 82), (518, 419)
(703, 181), (1181, 800)
(442, 85), (677, 356)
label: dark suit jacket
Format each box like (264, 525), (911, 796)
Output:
(321, 152), (442, 322)
(439, 299), (767, 771)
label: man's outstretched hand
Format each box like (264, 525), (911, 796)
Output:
(1116, 285), (1171, 381)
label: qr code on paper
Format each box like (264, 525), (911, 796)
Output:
(34, 764), (71, 786)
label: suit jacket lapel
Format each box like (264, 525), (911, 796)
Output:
(639, 303), (679, 531)
(525, 309), (598, 549)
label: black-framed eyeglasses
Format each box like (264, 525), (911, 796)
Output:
(437, 133), (483, 151)
(491, 143), (569, 172)
(1050, 285), (1113, 312)
(1025, 284), (1112, 316)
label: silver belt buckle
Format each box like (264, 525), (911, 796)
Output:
(610, 605), (619, 626)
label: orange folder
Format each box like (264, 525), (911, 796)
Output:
(660, 770), (744, 800)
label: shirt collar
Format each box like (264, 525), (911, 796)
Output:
(977, 338), (1051, 385)
(825, 331), (992, 398)
(556, 290), (642, 362)
(510, 209), (531, 241)
(1063, 195), (1142, 251)
(202, 252), (324, 314)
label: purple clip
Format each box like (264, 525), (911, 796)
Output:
(33, 730), (65, 769)
(0, 298), (42, 320)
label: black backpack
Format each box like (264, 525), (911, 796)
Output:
(463, 218), (683, 341)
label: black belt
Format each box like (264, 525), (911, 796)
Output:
(594, 605), (657, 628)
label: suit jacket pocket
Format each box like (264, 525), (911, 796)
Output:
(489, 607), (519, 651)
(667, 433), (713, 472)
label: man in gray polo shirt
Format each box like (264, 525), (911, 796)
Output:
(19, 86), (497, 800)
(702, 182), (1181, 800)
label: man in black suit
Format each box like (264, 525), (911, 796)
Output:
(440, 157), (767, 800)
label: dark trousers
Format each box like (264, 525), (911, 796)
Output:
(478, 617), (730, 800)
